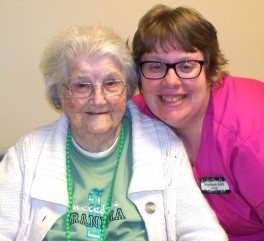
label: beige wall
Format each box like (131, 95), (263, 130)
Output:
(1, 0), (263, 151)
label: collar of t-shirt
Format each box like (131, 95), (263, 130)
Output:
(71, 136), (119, 158)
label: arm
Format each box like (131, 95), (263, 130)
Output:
(164, 135), (227, 241)
(233, 134), (264, 223)
(0, 142), (26, 240)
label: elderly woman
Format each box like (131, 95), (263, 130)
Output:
(0, 25), (227, 241)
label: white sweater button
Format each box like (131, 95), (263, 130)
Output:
(145, 202), (156, 214)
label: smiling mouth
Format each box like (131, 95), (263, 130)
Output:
(86, 111), (108, 115)
(161, 95), (186, 103)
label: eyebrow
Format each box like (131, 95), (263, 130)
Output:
(143, 51), (202, 61)
(70, 72), (124, 83)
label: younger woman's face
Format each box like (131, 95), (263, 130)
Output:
(140, 44), (210, 130)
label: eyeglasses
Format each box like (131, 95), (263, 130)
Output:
(64, 80), (127, 98)
(138, 60), (205, 80)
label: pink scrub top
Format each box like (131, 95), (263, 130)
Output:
(133, 75), (264, 240)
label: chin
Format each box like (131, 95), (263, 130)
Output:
(85, 128), (112, 135)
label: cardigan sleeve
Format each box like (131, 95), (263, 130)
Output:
(0, 141), (26, 240)
(164, 133), (228, 241)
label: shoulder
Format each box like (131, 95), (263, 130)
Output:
(9, 114), (68, 160)
(19, 120), (59, 147)
(128, 100), (175, 136)
(132, 94), (157, 119)
(0, 118), (60, 183)
(127, 100), (185, 152)
(205, 75), (264, 155)
(214, 75), (264, 106)
(212, 75), (264, 131)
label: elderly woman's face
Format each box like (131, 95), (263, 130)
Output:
(61, 56), (127, 138)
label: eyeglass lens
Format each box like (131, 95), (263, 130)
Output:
(70, 80), (126, 97)
(140, 60), (204, 79)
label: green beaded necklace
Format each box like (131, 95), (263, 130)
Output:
(65, 126), (124, 241)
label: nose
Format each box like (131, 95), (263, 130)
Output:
(162, 67), (182, 88)
(89, 86), (106, 104)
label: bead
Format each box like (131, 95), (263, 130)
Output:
(65, 126), (124, 241)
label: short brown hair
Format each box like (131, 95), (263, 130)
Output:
(132, 4), (228, 88)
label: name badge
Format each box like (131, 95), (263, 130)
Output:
(200, 177), (230, 194)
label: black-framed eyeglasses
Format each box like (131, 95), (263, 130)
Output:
(138, 60), (205, 80)
(64, 80), (127, 98)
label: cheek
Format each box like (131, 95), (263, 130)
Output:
(141, 78), (156, 94)
(141, 81), (148, 97)
(111, 95), (127, 115)
(141, 82), (156, 104)
(141, 78), (148, 91)
(61, 94), (85, 115)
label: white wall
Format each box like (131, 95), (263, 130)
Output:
(1, 0), (263, 150)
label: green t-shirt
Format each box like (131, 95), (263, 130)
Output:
(44, 111), (147, 241)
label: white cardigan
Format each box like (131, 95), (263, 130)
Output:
(0, 100), (227, 241)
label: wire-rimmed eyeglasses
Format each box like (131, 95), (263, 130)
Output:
(138, 60), (205, 80)
(64, 80), (127, 98)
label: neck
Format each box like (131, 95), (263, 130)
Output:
(174, 93), (210, 166)
(173, 121), (203, 166)
(71, 126), (121, 152)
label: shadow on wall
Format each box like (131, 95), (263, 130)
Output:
(0, 152), (5, 161)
